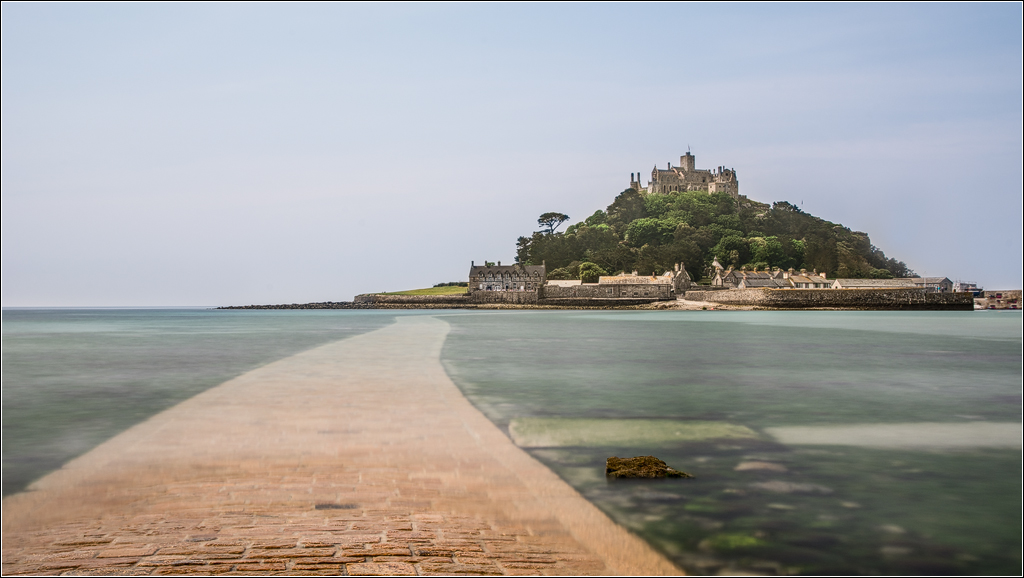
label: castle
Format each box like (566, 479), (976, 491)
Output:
(629, 152), (740, 198)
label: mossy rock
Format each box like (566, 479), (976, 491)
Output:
(606, 455), (693, 479)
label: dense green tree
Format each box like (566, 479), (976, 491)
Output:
(514, 187), (914, 280)
(713, 235), (750, 266)
(578, 262), (609, 283)
(606, 189), (648, 232)
(625, 218), (666, 247)
(749, 236), (786, 268)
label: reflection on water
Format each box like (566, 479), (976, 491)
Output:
(1, 308), (397, 496)
(440, 310), (1022, 575)
(2, 308), (1020, 574)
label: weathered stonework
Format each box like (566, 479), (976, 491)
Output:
(468, 262), (546, 294)
(543, 282), (672, 300)
(684, 288), (973, 310)
(355, 294), (471, 305)
(630, 152), (740, 199)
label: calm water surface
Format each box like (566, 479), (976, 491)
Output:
(440, 310), (1022, 575)
(2, 308), (1020, 575)
(1, 308), (398, 496)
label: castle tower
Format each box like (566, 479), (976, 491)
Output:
(629, 172), (644, 191)
(679, 152), (695, 172)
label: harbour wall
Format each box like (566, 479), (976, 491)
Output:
(353, 293), (660, 308)
(683, 288), (974, 310)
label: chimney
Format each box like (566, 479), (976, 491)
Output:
(632, 270), (638, 277)
(471, 261), (474, 267)
(498, 261), (501, 266)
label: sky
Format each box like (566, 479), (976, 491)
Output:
(2, 3), (1021, 306)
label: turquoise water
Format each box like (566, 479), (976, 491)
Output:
(439, 310), (1022, 575)
(1, 308), (398, 496)
(2, 308), (1020, 574)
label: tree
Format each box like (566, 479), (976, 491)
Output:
(514, 184), (913, 281)
(606, 189), (648, 232)
(578, 262), (609, 283)
(749, 236), (786, 268)
(538, 212), (570, 234)
(625, 218), (665, 247)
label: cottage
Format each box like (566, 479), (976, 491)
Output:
(712, 262), (783, 288)
(468, 261), (546, 293)
(541, 264), (691, 301)
(783, 269), (830, 289)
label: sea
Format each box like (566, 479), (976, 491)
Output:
(2, 308), (1021, 575)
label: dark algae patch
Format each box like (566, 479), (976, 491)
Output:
(441, 311), (1022, 576)
(606, 455), (693, 479)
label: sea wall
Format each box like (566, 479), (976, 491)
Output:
(470, 291), (539, 305)
(355, 292), (539, 305)
(352, 292), (658, 308)
(354, 293), (471, 305)
(543, 283), (674, 300)
(538, 298), (663, 307)
(683, 288), (974, 310)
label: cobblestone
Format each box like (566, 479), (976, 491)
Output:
(3, 317), (681, 576)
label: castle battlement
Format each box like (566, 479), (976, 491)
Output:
(629, 152), (740, 199)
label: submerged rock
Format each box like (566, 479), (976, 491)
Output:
(606, 455), (693, 479)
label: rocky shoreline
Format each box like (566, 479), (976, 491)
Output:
(215, 301), (659, 311)
(216, 302), (376, 310)
(215, 287), (973, 311)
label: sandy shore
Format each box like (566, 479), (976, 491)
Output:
(2, 316), (681, 576)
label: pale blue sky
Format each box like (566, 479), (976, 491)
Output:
(2, 3), (1021, 306)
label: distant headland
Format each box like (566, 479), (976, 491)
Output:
(220, 151), (1014, 312)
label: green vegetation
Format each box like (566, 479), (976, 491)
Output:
(516, 189), (913, 282)
(381, 285), (468, 296)
(537, 212), (570, 234)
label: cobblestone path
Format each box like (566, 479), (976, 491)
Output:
(2, 316), (681, 575)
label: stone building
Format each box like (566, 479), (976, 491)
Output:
(713, 267), (779, 288)
(898, 277), (953, 293)
(952, 281), (982, 294)
(629, 152), (739, 198)
(468, 261), (546, 293)
(542, 264), (691, 301)
(711, 258), (789, 288)
(737, 277), (791, 289)
(710, 257), (832, 290)
(830, 278), (918, 289)
(784, 270), (831, 289)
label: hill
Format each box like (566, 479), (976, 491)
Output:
(515, 189), (913, 283)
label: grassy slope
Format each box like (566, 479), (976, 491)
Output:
(380, 286), (468, 296)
